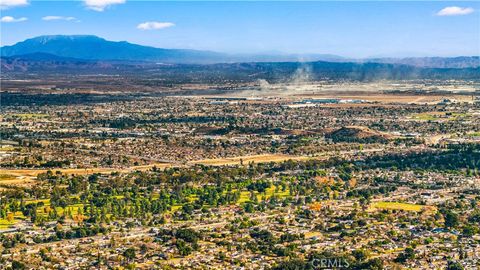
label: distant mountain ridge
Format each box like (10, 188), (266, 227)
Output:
(1, 35), (478, 67)
(364, 56), (480, 69)
(0, 35), (345, 64)
(0, 52), (148, 72)
(0, 35), (227, 64)
(2, 53), (479, 82)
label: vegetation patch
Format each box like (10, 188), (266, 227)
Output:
(370, 202), (429, 212)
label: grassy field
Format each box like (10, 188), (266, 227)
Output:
(0, 220), (16, 229)
(369, 201), (433, 212)
(0, 198), (86, 229)
(412, 113), (441, 121)
(467, 132), (480, 137)
(164, 185), (291, 214)
(237, 186), (290, 203)
(411, 112), (469, 121)
(189, 154), (311, 166)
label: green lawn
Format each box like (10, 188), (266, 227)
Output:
(370, 201), (426, 212)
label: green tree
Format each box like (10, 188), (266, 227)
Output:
(123, 248), (136, 263)
(11, 261), (25, 270)
(447, 261), (464, 270)
(444, 211), (459, 228)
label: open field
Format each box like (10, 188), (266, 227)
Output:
(369, 202), (436, 212)
(0, 173), (37, 188)
(411, 111), (470, 121)
(0, 163), (173, 190)
(0, 219), (17, 230)
(0, 163), (172, 178)
(189, 154), (312, 166)
(0, 174), (17, 181)
(467, 132), (480, 137)
(0, 168), (115, 177)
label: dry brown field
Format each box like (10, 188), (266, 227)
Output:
(189, 154), (313, 166)
(0, 162), (173, 187)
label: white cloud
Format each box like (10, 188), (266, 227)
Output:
(0, 15), (27, 22)
(0, 0), (28, 10)
(436, 6), (474, 16)
(42, 16), (78, 21)
(137, 21), (175, 30)
(84, 0), (125, 12)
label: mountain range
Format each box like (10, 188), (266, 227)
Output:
(2, 53), (479, 82)
(1, 35), (479, 67)
(0, 35), (346, 65)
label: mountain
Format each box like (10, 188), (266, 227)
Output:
(0, 35), (347, 64)
(1, 35), (479, 78)
(1, 52), (107, 72)
(4, 35), (477, 67)
(2, 52), (82, 62)
(0, 35), (228, 64)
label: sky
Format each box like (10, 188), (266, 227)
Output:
(0, 0), (479, 58)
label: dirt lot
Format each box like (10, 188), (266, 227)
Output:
(189, 154), (312, 166)
(0, 162), (173, 187)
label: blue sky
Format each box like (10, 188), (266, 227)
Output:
(1, 1), (479, 58)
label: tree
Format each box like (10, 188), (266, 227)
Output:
(362, 258), (384, 270)
(11, 261), (25, 270)
(140, 244), (148, 254)
(176, 239), (193, 256)
(394, 247), (415, 263)
(444, 211), (459, 228)
(447, 261), (464, 270)
(244, 202), (255, 213)
(352, 249), (368, 262)
(462, 226), (475, 237)
(123, 248), (136, 263)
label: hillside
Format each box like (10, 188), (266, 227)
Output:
(0, 35), (225, 64)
